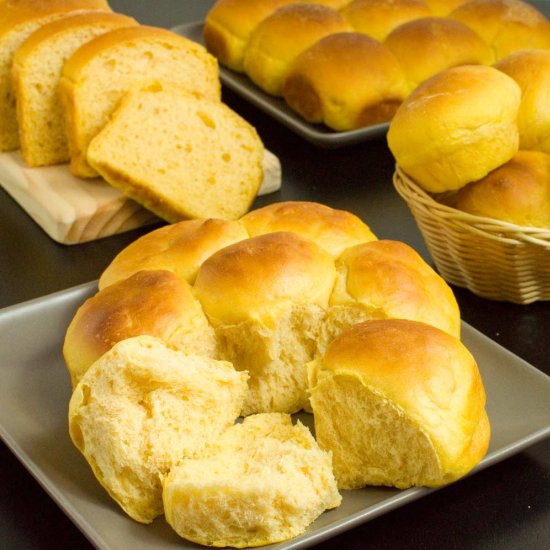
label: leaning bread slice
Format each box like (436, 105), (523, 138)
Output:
(12, 11), (138, 167)
(68, 335), (248, 524)
(163, 413), (341, 547)
(59, 25), (220, 178)
(0, 0), (111, 151)
(87, 82), (264, 222)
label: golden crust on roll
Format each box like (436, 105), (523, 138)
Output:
(63, 270), (217, 386)
(194, 231), (336, 415)
(98, 218), (249, 290)
(384, 17), (494, 94)
(242, 2), (351, 96)
(494, 49), (550, 154)
(341, 0), (431, 42)
(309, 319), (490, 490)
(387, 64), (521, 193)
(203, 0), (294, 72)
(423, 0), (468, 16)
(452, 150), (550, 228)
(449, 0), (550, 60)
(240, 201), (377, 256)
(283, 32), (408, 131)
(325, 240), (461, 346)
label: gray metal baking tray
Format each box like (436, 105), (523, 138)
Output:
(1, 281), (549, 550)
(171, 22), (389, 148)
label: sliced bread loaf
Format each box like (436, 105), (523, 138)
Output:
(0, 0), (111, 151)
(59, 25), (221, 178)
(87, 82), (264, 222)
(12, 11), (137, 167)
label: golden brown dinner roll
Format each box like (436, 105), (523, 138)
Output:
(163, 413), (341, 547)
(69, 335), (248, 523)
(203, 0), (295, 72)
(309, 319), (490, 490)
(243, 2), (351, 96)
(320, 240), (461, 353)
(449, 0), (550, 60)
(283, 32), (408, 130)
(240, 200), (377, 256)
(387, 64), (521, 193)
(98, 218), (249, 290)
(341, 0), (431, 41)
(0, 0), (111, 151)
(194, 231), (336, 416)
(63, 269), (217, 386)
(495, 49), (550, 154)
(384, 17), (494, 94)
(452, 150), (550, 228)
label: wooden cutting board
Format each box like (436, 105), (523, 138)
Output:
(0, 150), (282, 245)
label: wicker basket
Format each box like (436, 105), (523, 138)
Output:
(393, 165), (550, 304)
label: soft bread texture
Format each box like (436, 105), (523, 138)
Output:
(194, 231), (336, 416)
(0, 0), (111, 151)
(242, 3), (351, 96)
(309, 319), (490, 490)
(495, 49), (550, 154)
(423, 0), (468, 16)
(63, 269), (217, 387)
(163, 413), (341, 547)
(87, 82), (263, 222)
(98, 218), (249, 290)
(321, 240), (461, 354)
(240, 200), (377, 257)
(384, 17), (494, 94)
(59, 25), (220, 178)
(68, 335), (248, 524)
(449, 0), (550, 60)
(387, 64), (521, 193)
(451, 150), (550, 228)
(203, 0), (295, 72)
(341, 0), (432, 41)
(12, 11), (137, 167)
(283, 32), (408, 131)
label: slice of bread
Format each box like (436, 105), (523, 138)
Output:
(12, 11), (138, 167)
(163, 413), (341, 547)
(59, 25), (221, 178)
(0, 0), (111, 151)
(87, 82), (264, 222)
(68, 335), (249, 524)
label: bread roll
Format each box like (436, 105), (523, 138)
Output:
(68, 335), (248, 523)
(341, 0), (431, 41)
(243, 3), (351, 96)
(87, 82), (263, 222)
(163, 413), (341, 547)
(495, 49), (550, 154)
(59, 25), (220, 178)
(240, 200), (377, 256)
(98, 218), (249, 290)
(384, 17), (494, 94)
(0, 0), (111, 151)
(309, 319), (490, 489)
(63, 269), (217, 386)
(203, 0), (295, 72)
(387, 64), (521, 193)
(194, 231), (336, 415)
(452, 150), (550, 228)
(283, 32), (408, 131)
(12, 11), (137, 167)
(320, 239), (461, 354)
(449, 0), (550, 60)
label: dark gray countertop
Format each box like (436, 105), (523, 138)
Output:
(0, 1), (548, 549)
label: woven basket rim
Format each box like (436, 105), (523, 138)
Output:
(393, 165), (550, 248)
